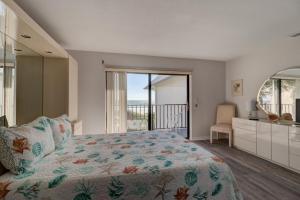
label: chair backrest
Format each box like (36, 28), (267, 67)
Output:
(216, 104), (236, 124)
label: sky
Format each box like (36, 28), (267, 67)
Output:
(127, 73), (148, 101)
(127, 73), (158, 102)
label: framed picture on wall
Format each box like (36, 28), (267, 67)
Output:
(232, 79), (243, 96)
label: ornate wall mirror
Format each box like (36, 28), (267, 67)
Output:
(257, 67), (300, 122)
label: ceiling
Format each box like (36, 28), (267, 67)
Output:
(14, 0), (300, 61)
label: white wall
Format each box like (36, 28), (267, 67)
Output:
(155, 76), (187, 129)
(226, 37), (300, 117)
(68, 56), (79, 121)
(155, 76), (187, 105)
(68, 50), (225, 140)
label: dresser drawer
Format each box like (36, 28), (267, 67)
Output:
(272, 124), (289, 166)
(289, 154), (300, 172)
(234, 127), (256, 143)
(232, 118), (257, 132)
(257, 122), (271, 159)
(289, 126), (300, 136)
(234, 136), (256, 154)
(289, 135), (300, 156)
(257, 122), (271, 134)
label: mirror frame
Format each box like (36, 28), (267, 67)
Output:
(257, 66), (300, 116)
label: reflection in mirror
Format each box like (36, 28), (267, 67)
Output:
(8, 37), (43, 126)
(258, 67), (300, 122)
(0, 32), (4, 119)
(0, 1), (5, 33)
(4, 36), (17, 126)
(0, 35), (43, 126)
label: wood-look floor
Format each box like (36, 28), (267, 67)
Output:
(195, 140), (300, 200)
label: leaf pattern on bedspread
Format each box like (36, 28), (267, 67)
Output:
(73, 180), (95, 200)
(209, 163), (220, 182)
(185, 167), (198, 187)
(48, 174), (67, 188)
(0, 130), (243, 200)
(16, 181), (41, 200)
(32, 142), (43, 157)
(174, 186), (189, 200)
(193, 187), (208, 200)
(0, 181), (11, 199)
(108, 177), (124, 199)
(212, 183), (223, 196)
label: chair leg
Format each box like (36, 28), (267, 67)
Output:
(229, 132), (232, 147)
(210, 129), (213, 144)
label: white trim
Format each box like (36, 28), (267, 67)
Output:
(104, 67), (192, 75)
(189, 74), (193, 139)
(104, 71), (107, 134)
(190, 135), (210, 141)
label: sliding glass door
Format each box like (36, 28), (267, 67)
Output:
(149, 74), (189, 138)
(106, 71), (190, 138)
(127, 73), (149, 132)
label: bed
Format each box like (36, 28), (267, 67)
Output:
(0, 130), (242, 200)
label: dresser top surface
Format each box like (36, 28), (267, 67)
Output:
(233, 117), (300, 128)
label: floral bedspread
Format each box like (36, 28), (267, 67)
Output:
(0, 131), (242, 200)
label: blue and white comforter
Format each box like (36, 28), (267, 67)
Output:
(0, 131), (242, 200)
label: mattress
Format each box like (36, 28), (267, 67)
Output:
(0, 130), (242, 200)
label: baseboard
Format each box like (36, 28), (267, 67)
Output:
(190, 136), (209, 141)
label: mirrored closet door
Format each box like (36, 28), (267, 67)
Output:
(0, 32), (43, 127)
(0, 0), (78, 127)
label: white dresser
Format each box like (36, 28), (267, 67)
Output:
(232, 118), (300, 173)
(257, 121), (271, 160)
(272, 124), (289, 166)
(289, 127), (300, 170)
(232, 118), (257, 154)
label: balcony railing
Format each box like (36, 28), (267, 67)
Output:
(127, 104), (188, 131)
(261, 103), (294, 114)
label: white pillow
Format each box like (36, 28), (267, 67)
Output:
(0, 116), (55, 174)
(47, 115), (72, 149)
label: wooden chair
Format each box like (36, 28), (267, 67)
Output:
(210, 104), (236, 147)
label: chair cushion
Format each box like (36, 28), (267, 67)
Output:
(47, 115), (72, 149)
(211, 123), (232, 133)
(0, 116), (55, 174)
